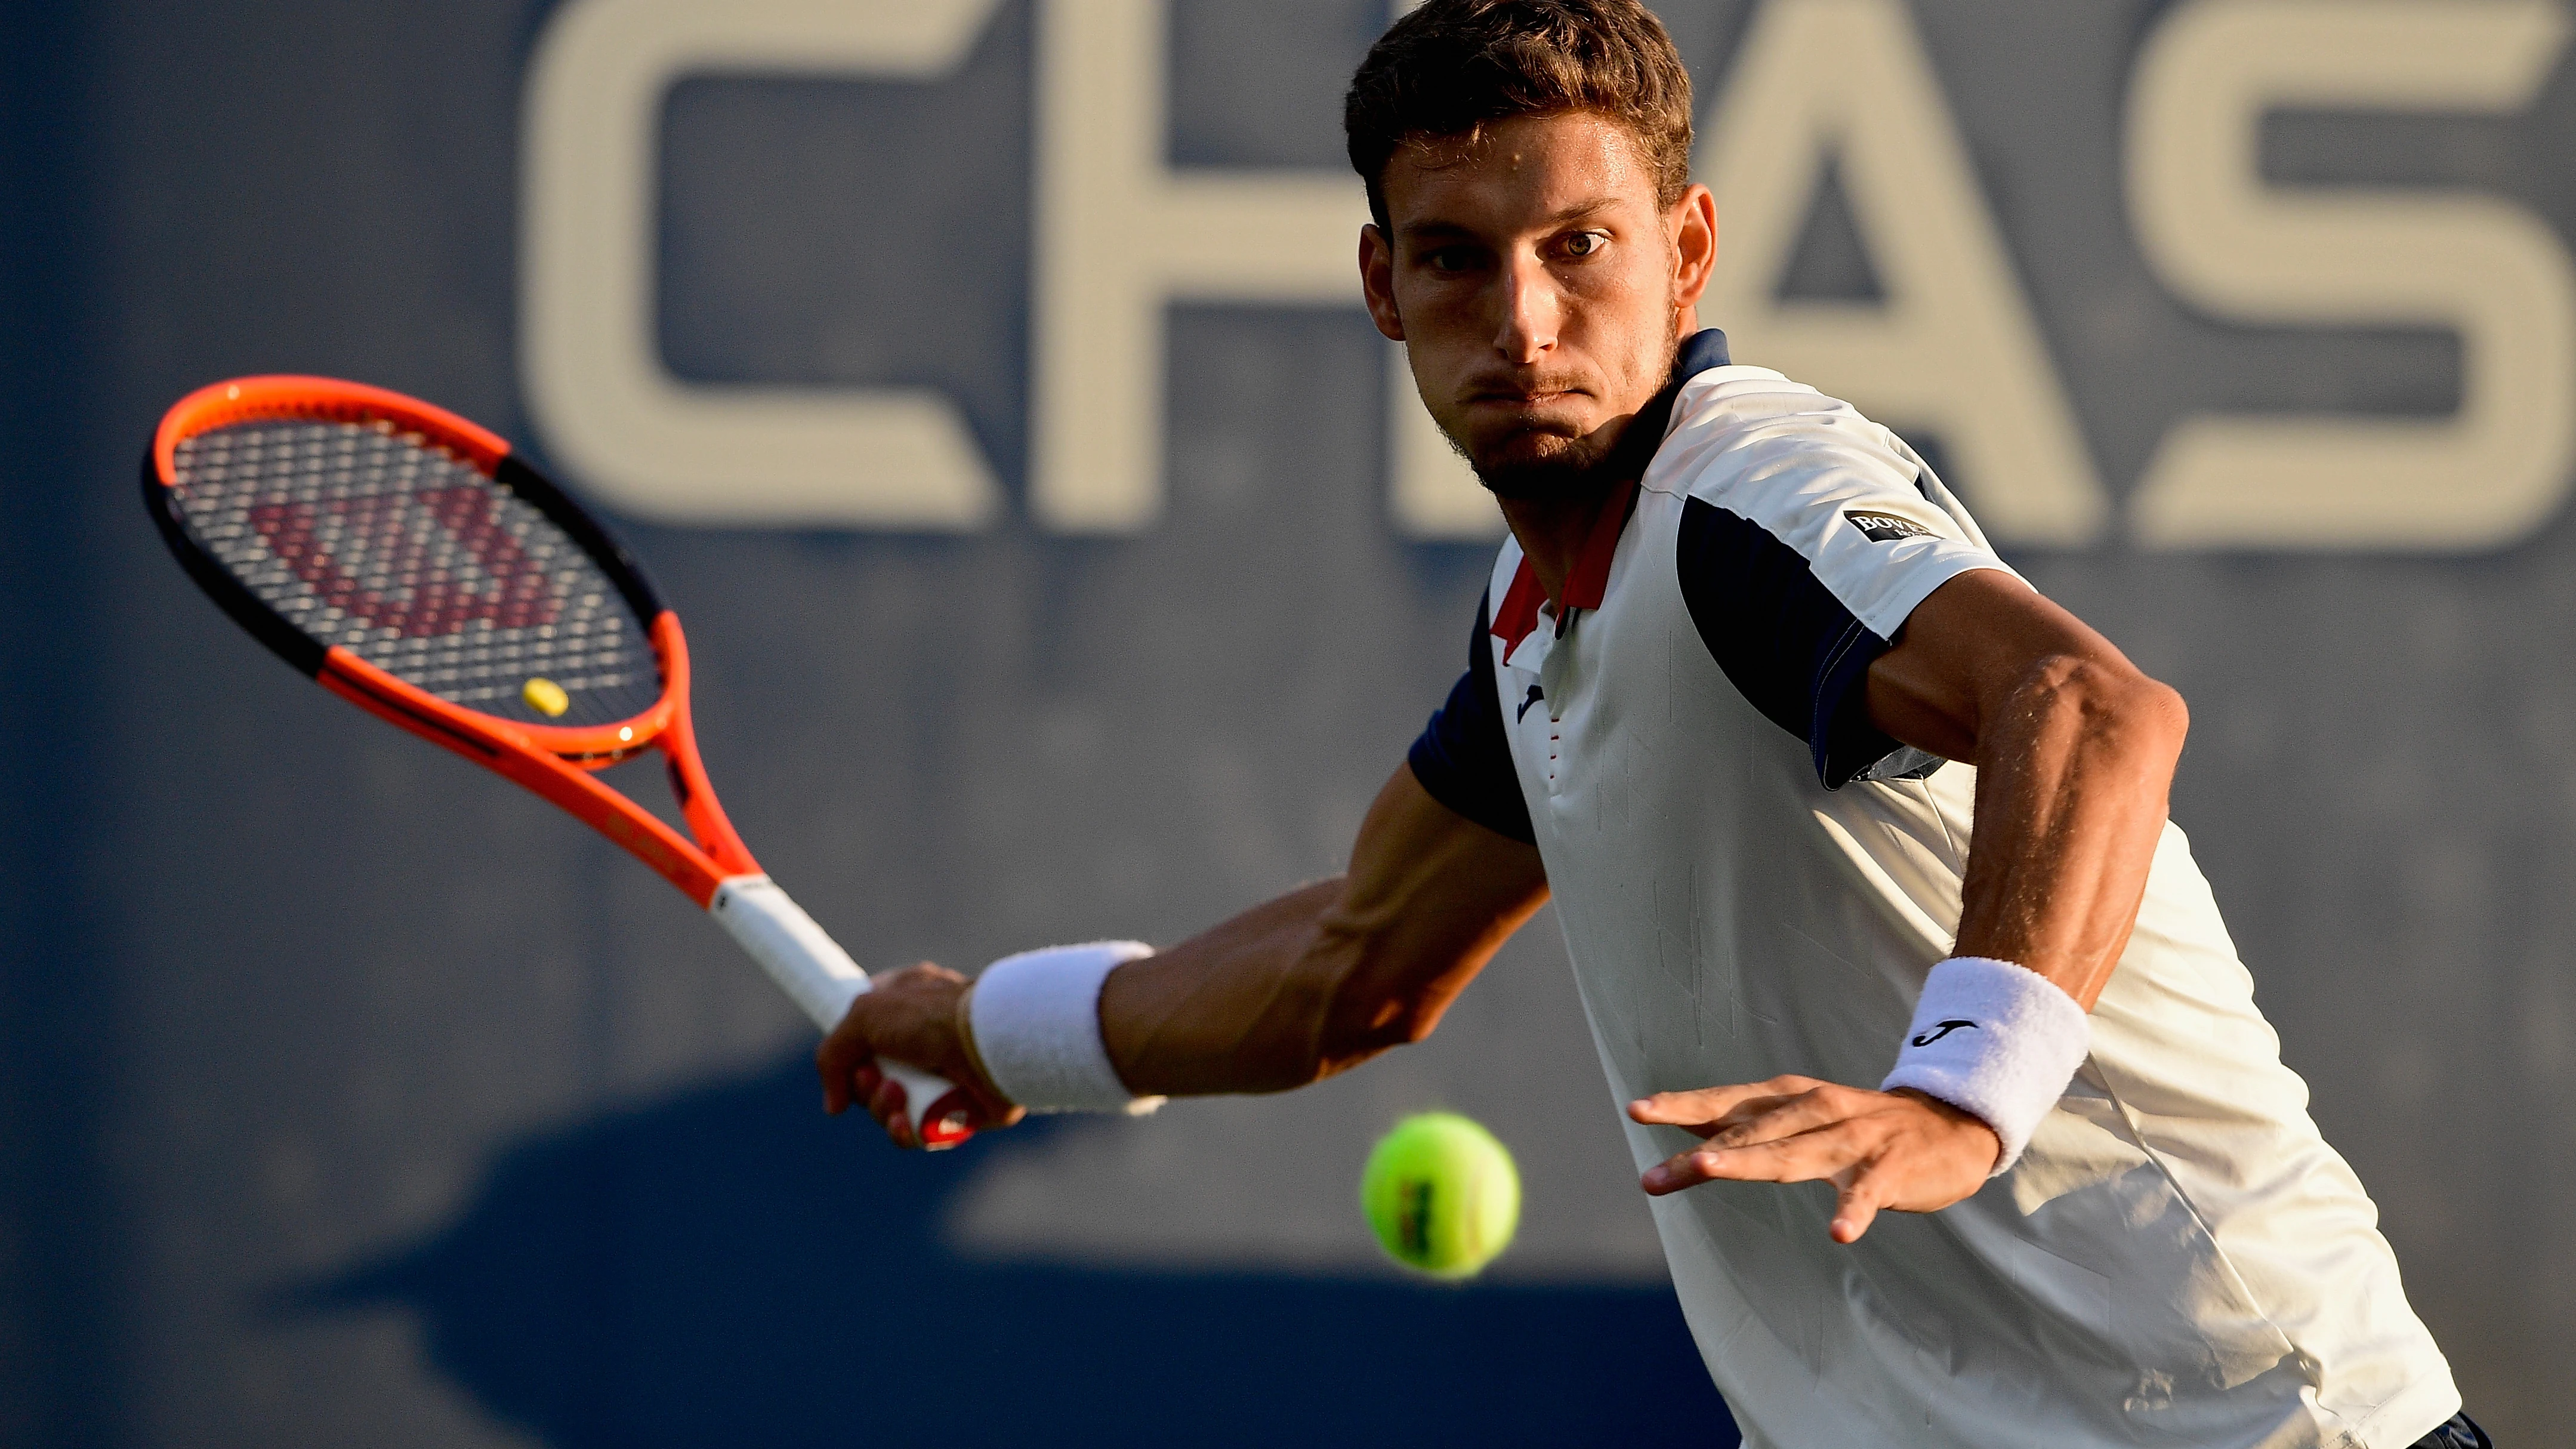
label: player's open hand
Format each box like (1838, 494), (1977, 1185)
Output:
(817, 964), (1025, 1148)
(1628, 1077), (2000, 1244)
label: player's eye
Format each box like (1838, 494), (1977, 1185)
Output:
(1422, 245), (1482, 275)
(1559, 230), (1610, 260)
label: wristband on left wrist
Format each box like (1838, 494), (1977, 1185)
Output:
(1880, 955), (2090, 1175)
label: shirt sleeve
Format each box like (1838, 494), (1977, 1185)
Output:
(1406, 592), (1537, 844)
(1671, 413), (2017, 790)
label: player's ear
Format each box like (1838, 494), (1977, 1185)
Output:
(1360, 224), (1406, 343)
(1669, 184), (1717, 314)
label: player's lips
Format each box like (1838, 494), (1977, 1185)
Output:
(1465, 386), (1591, 409)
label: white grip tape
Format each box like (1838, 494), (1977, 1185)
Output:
(709, 874), (957, 1133)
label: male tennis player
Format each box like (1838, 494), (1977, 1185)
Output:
(821, 2), (2479, 1443)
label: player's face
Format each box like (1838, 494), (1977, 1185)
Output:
(1362, 111), (1716, 501)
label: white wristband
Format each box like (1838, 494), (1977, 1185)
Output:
(1880, 955), (2090, 1176)
(965, 942), (1164, 1115)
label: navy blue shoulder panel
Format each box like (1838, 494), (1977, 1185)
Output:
(1676, 498), (1943, 790)
(1407, 591), (1538, 844)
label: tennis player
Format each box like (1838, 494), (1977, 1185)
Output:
(821, 2), (2481, 1443)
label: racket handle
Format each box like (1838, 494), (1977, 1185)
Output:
(709, 875), (977, 1149)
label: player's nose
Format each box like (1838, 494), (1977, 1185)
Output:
(1491, 253), (1559, 363)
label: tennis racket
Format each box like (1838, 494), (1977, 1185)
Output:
(142, 375), (976, 1147)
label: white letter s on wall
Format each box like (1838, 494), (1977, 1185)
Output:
(2128, 0), (2576, 550)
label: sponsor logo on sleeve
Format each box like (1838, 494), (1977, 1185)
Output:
(1910, 1019), (1978, 1046)
(1846, 510), (1937, 543)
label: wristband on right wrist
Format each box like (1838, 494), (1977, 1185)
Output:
(1879, 955), (2090, 1175)
(951, 981), (996, 1097)
(963, 941), (1164, 1115)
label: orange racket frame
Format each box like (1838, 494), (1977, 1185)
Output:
(151, 377), (752, 904)
(143, 375), (975, 1146)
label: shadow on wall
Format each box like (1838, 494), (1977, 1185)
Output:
(273, 1056), (1735, 1449)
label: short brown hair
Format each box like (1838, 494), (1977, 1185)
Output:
(1344, 0), (1695, 231)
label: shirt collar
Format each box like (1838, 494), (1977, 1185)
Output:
(1671, 326), (1732, 380)
(1490, 329), (1731, 651)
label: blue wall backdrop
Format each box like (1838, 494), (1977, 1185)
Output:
(4, 1), (2574, 1444)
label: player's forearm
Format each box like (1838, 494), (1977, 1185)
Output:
(1094, 878), (1359, 1095)
(1952, 655), (2188, 1008)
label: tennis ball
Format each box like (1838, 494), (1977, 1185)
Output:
(522, 676), (570, 717)
(1361, 1112), (1520, 1280)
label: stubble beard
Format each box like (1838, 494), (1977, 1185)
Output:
(1466, 428), (1626, 502)
(1448, 317), (1679, 504)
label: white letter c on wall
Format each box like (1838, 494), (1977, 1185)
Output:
(521, 0), (1004, 528)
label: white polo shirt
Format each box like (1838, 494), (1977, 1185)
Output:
(1407, 331), (2457, 1448)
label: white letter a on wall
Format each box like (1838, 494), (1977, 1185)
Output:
(1696, 0), (2108, 547)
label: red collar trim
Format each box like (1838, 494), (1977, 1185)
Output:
(1490, 481), (1639, 649)
(1491, 560), (1547, 651)
(1565, 480), (1637, 611)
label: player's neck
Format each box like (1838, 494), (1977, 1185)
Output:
(1495, 320), (1699, 607)
(1499, 486), (1625, 610)
(1495, 399), (1664, 610)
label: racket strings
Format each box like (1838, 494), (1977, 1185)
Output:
(170, 420), (663, 729)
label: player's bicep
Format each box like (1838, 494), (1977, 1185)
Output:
(1095, 766), (1544, 1096)
(1863, 569), (2145, 762)
(1101, 582), (1547, 1095)
(1316, 762), (1550, 1059)
(1349, 760), (1549, 949)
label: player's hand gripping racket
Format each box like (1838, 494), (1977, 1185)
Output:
(142, 375), (976, 1146)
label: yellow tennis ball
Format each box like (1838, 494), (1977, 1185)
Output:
(522, 676), (570, 717)
(1361, 1111), (1520, 1280)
